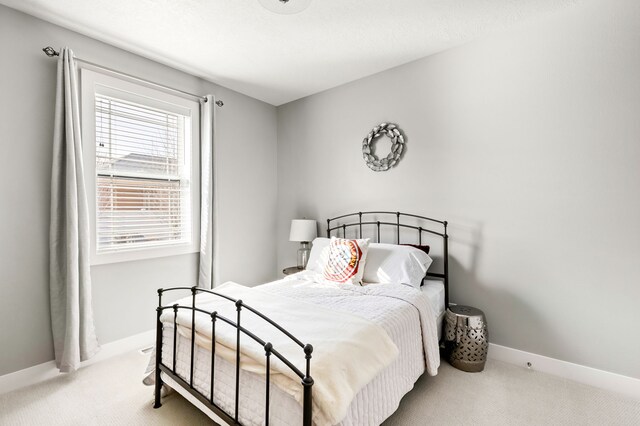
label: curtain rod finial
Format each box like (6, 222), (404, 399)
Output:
(43, 46), (59, 57)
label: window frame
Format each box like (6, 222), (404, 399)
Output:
(80, 67), (200, 265)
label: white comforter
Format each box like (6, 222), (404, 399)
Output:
(160, 271), (440, 425)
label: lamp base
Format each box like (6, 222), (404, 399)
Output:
(297, 242), (311, 269)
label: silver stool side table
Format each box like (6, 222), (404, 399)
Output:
(444, 305), (489, 372)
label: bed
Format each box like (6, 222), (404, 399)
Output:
(152, 211), (450, 425)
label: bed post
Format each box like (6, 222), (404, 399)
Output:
(153, 288), (164, 409)
(443, 221), (449, 308)
(302, 344), (314, 426)
(235, 300), (243, 424)
(190, 287), (197, 387)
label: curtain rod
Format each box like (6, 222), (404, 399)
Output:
(42, 46), (223, 107)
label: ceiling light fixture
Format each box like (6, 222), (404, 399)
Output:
(258, 0), (312, 15)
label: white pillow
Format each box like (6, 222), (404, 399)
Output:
(363, 243), (433, 288)
(322, 237), (370, 285)
(306, 237), (331, 273)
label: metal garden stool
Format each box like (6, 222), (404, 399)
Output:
(444, 305), (489, 372)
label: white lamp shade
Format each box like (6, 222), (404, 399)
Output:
(289, 219), (317, 242)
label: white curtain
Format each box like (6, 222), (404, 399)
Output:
(49, 48), (100, 372)
(198, 95), (218, 289)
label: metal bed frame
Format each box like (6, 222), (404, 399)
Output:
(153, 211), (449, 426)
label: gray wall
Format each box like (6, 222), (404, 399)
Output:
(2, 0), (640, 382)
(277, 0), (640, 378)
(0, 5), (278, 376)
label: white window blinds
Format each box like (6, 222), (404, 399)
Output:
(94, 94), (192, 252)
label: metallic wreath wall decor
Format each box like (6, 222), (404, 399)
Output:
(362, 122), (405, 172)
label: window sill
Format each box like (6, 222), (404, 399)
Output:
(90, 242), (199, 265)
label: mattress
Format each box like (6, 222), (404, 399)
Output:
(422, 279), (446, 316)
(160, 276), (443, 425)
(422, 279), (446, 340)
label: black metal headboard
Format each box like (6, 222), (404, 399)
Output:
(326, 211), (449, 308)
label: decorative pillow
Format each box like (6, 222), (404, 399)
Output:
(306, 237), (331, 273)
(322, 237), (370, 285)
(363, 243), (433, 288)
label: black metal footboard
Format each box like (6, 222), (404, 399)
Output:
(152, 286), (314, 426)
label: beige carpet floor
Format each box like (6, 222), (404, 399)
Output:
(1, 350), (638, 425)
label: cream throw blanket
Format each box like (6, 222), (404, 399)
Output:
(163, 282), (399, 425)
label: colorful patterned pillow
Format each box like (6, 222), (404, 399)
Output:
(323, 237), (370, 285)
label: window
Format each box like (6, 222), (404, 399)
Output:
(81, 69), (200, 264)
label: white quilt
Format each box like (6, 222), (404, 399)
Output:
(159, 272), (440, 425)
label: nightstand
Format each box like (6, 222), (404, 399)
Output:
(444, 305), (489, 372)
(282, 266), (304, 276)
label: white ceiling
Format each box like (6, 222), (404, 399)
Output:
(2, 0), (577, 106)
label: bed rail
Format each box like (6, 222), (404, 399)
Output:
(153, 286), (314, 426)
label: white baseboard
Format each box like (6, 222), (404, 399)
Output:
(0, 329), (155, 396)
(488, 343), (640, 401)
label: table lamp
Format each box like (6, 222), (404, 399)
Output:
(289, 219), (317, 269)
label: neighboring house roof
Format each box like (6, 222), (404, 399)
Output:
(101, 152), (178, 174)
